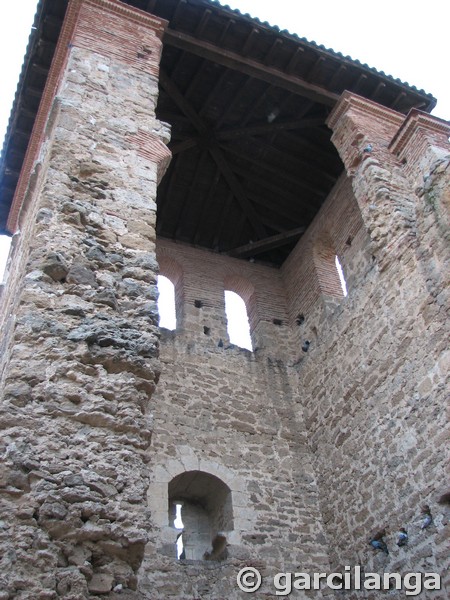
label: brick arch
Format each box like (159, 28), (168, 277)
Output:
(312, 231), (347, 298)
(223, 274), (257, 334)
(157, 253), (184, 324)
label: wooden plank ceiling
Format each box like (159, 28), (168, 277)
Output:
(0, 0), (436, 266)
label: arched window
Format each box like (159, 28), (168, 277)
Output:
(224, 290), (252, 350)
(313, 234), (349, 300)
(169, 471), (233, 561)
(335, 255), (348, 297)
(157, 275), (176, 330)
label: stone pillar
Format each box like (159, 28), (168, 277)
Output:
(327, 92), (415, 270)
(391, 110), (450, 307)
(0, 1), (170, 597)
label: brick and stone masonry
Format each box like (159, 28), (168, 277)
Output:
(0, 1), (449, 599)
(0, 0), (170, 597)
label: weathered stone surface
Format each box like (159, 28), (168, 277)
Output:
(0, 7), (448, 600)
(0, 1), (167, 598)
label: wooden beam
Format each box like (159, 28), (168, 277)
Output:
(265, 38), (283, 66)
(217, 117), (324, 140)
(286, 47), (304, 75)
(328, 64), (347, 92)
(195, 9), (212, 37)
(218, 18), (235, 45)
(228, 226), (306, 258)
(164, 29), (339, 106)
(226, 136), (336, 187)
(209, 143), (267, 238)
(199, 68), (230, 118)
(241, 83), (272, 127)
(242, 28), (260, 55)
(215, 74), (251, 129)
(174, 150), (209, 238)
(170, 137), (199, 155)
(193, 167), (221, 245)
(159, 70), (208, 134)
(232, 165), (318, 219)
(221, 142), (328, 197)
(305, 56), (326, 82)
(159, 70), (267, 239)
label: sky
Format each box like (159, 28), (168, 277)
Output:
(0, 0), (449, 279)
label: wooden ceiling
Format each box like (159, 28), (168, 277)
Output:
(0, 0), (437, 266)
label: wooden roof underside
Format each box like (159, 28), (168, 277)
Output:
(0, 0), (436, 266)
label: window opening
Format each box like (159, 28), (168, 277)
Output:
(169, 471), (233, 561)
(157, 275), (176, 329)
(224, 290), (252, 350)
(173, 502), (185, 559)
(335, 256), (348, 297)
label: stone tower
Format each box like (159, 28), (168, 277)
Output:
(0, 1), (448, 598)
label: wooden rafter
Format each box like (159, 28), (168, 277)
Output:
(223, 136), (335, 190)
(199, 67), (231, 118)
(328, 64), (347, 92)
(221, 142), (328, 197)
(208, 143), (266, 238)
(159, 69), (267, 239)
(240, 83), (272, 127)
(174, 149), (210, 238)
(170, 138), (199, 155)
(164, 29), (339, 106)
(193, 167), (221, 244)
(228, 226), (306, 258)
(232, 166), (318, 219)
(215, 74), (251, 129)
(217, 117), (325, 140)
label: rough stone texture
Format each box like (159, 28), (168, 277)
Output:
(141, 240), (331, 599)
(282, 96), (449, 599)
(0, 6), (449, 598)
(0, 1), (169, 598)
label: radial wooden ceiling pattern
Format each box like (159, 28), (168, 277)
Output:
(0, 0), (436, 266)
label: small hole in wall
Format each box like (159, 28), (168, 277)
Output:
(401, 158), (407, 165)
(346, 236), (352, 246)
(296, 314), (305, 326)
(194, 299), (203, 308)
(273, 318), (283, 326)
(203, 326), (211, 335)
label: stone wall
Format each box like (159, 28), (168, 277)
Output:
(0, 1), (170, 597)
(139, 239), (332, 599)
(282, 96), (449, 598)
(0, 2), (448, 596)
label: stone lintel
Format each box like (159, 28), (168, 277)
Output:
(7, 0), (168, 234)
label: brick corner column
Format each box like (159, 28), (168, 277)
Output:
(327, 92), (417, 270)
